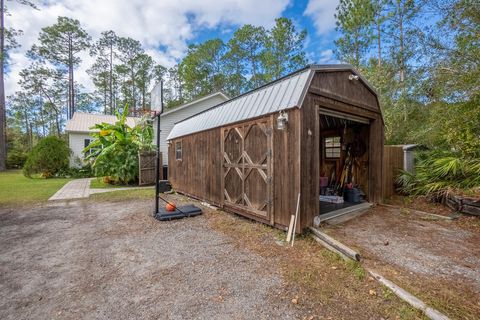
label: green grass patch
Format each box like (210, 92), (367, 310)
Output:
(89, 188), (154, 202)
(89, 178), (128, 189)
(0, 170), (71, 206)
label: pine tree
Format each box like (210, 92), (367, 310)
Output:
(227, 25), (267, 90)
(115, 37), (144, 115)
(0, 0), (36, 170)
(334, 0), (375, 68)
(29, 17), (91, 119)
(263, 18), (307, 81)
(90, 30), (118, 114)
(178, 39), (227, 99)
(18, 62), (66, 136)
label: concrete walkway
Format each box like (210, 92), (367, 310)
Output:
(49, 178), (92, 200)
(49, 178), (153, 201)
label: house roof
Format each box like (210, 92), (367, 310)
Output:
(167, 64), (377, 140)
(160, 91), (229, 117)
(65, 112), (140, 133)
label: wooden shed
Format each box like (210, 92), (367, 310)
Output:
(167, 65), (384, 232)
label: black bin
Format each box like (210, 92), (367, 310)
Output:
(344, 188), (363, 203)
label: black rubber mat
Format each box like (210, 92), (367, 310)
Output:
(155, 205), (202, 221)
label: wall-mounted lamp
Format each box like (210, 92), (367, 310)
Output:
(277, 110), (288, 130)
(348, 74), (359, 81)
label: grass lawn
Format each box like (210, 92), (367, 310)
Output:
(90, 188), (155, 202)
(89, 178), (129, 189)
(0, 170), (72, 206)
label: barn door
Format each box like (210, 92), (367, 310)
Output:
(222, 119), (273, 222)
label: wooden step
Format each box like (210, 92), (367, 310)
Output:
(319, 202), (372, 224)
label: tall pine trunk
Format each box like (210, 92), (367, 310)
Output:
(0, 0), (6, 171)
(68, 36), (74, 119)
(104, 84), (107, 114)
(131, 69), (136, 116)
(109, 42), (113, 114)
(377, 16), (382, 67)
(397, 0), (405, 84)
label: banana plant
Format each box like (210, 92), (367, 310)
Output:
(84, 106), (154, 184)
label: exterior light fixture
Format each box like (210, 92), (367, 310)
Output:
(277, 110), (288, 130)
(349, 74), (359, 81)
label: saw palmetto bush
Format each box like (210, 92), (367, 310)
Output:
(396, 150), (480, 198)
(84, 107), (153, 184)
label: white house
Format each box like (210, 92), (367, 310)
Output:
(65, 112), (139, 167)
(153, 92), (229, 169)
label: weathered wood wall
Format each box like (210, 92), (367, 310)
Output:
(299, 94), (320, 229)
(169, 111), (301, 230)
(272, 109), (301, 229)
(168, 69), (385, 232)
(304, 70), (384, 213)
(310, 70), (380, 112)
(168, 129), (223, 205)
(221, 117), (273, 224)
(383, 145), (404, 198)
(138, 151), (162, 185)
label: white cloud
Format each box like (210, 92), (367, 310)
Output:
(304, 0), (339, 35)
(318, 49), (337, 64)
(5, 0), (290, 96)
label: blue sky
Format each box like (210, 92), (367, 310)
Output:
(191, 0), (339, 64)
(6, 0), (340, 95)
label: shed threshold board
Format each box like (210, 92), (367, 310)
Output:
(318, 202), (372, 223)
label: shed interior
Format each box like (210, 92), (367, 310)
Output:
(318, 112), (370, 214)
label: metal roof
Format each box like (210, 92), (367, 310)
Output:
(167, 64), (375, 140)
(160, 92), (229, 117)
(65, 112), (140, 133)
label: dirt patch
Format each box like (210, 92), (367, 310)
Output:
(386, 195), (455, 217)
(0, 192), (427, 320)
(324, 205), (480, 319)
(0, 197), (297, 320)
(205, 206), (426, 319)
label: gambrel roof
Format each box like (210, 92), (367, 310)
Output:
(167, 64), (377, 140)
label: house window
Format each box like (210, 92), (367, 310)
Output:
(84, 139), (93, 156)
(84, 138), (101, 156)
(325, 136), (341, 159)
(175, 141), (182, 160)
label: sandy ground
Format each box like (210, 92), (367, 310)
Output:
(0, 199), (297, 320)
(325, 205), (480, 318)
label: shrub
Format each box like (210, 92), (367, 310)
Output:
(23, 136), (71, 178)
(55, 164), (93, 179)
(7, 149), (28, 169)
(84, 106), (153, 184)
(396, 150), (480, 198)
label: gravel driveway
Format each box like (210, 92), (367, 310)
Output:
(0, 199), (297, 320)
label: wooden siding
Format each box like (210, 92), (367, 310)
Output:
(169, 111), (301, 230)
(310, 71), (379, 112)
(299, 94), (320, 229)
(383, 145), (404, 198)
(168, 69), (384, 232)
(221, 117), (273, 223)
(272, 109), (301, 229)
(368, 115), (384, 203)
(168, 129), (223, 205)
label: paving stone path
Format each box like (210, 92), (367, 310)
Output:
(49, 178), (92, 200)
(49, 178), (153, 201)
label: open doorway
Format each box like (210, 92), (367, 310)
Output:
(318, 110), (370, 215)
